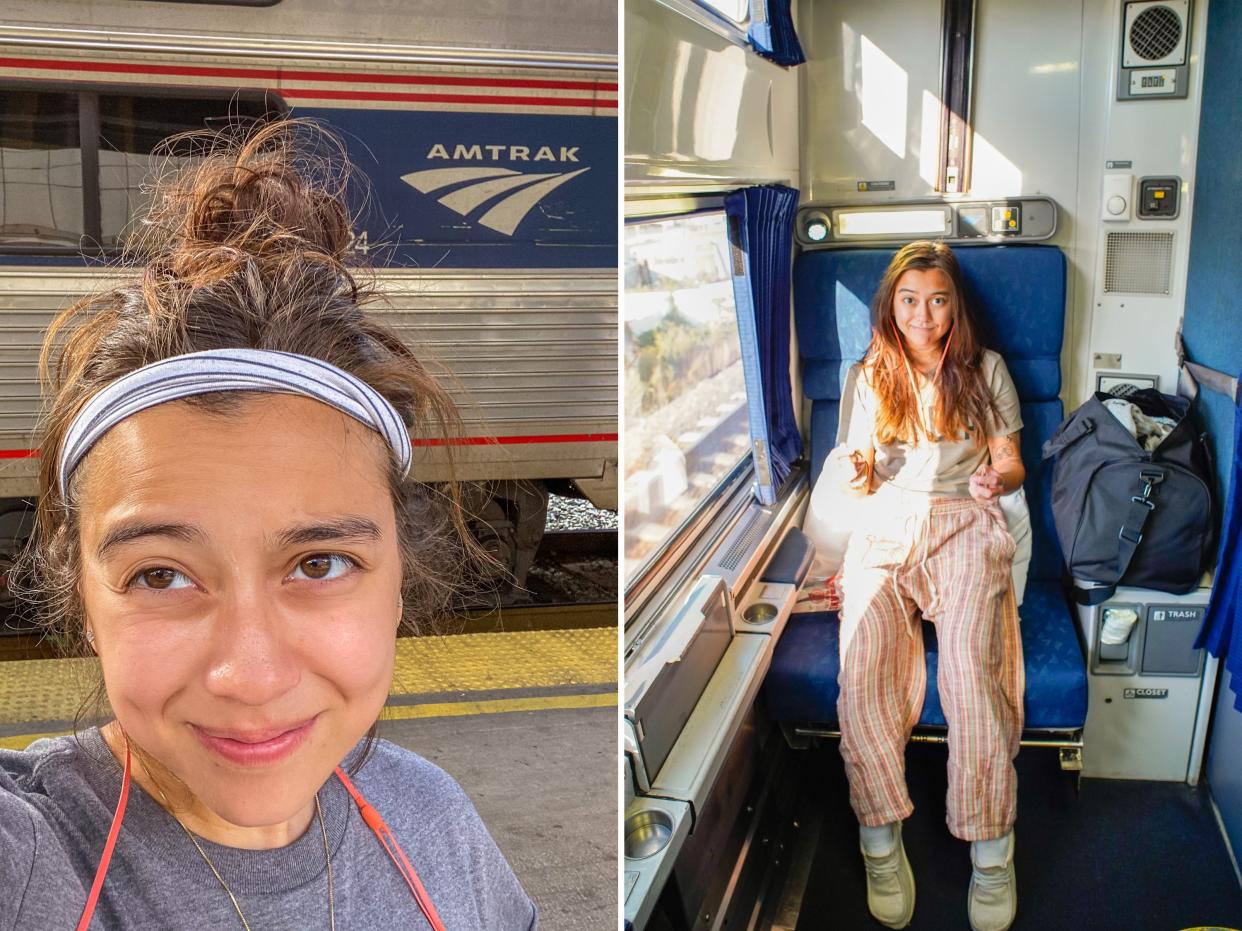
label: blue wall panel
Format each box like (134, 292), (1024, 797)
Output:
(1184, 0), (1242, 864)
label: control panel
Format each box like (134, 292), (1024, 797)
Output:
(990, 204), (1021, 234)
(1138, 176), (1180, 219)
(796, 196), (1056, 248)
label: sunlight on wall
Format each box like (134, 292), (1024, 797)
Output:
(693, 44), (751, 161)
(859, 35), (908, 159)
(840, 21), (857, 93)
(919, 89), (940, 187)
(833, 20), (1032, 198)
(971, 131), (1024, 196)
(1030, 61), (1079, 75)
(668, 41), (691, 146)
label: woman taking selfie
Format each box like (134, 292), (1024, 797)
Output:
(0, 120), (535, 930)
(831, 241), (1024, 931)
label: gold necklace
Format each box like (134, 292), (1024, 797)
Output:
(167, 793), (336, 931)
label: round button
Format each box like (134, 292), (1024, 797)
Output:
(1107, 195), (1127, 216)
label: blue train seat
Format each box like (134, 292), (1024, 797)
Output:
(765, 245), (1088, 736)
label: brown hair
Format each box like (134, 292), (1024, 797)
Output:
(863, 240), (999, 446)
(11, 118), (484, 712)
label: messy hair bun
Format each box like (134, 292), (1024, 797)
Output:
(14, 118), (483, 654)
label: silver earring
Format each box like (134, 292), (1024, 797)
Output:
(85, 628), (95, 645)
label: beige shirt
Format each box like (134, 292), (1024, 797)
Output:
(838, 349), (1023, 497)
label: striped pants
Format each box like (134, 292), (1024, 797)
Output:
(837, 490), (1024, 841)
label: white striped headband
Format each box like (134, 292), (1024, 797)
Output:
(58, 348), (413, 494)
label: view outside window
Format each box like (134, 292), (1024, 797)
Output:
(624, 212), (750, 584)
(0, 91), (83, 249)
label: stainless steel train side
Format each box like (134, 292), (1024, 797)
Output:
(0, 0), (618, 595)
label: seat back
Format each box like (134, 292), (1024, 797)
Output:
(792, 245), (1067, 581)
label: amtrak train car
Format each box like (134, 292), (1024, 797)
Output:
(0, 0), (617, 593)
(623, 0), (1242, 927)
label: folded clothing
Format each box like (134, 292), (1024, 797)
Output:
(1103, 397), (1177, 451)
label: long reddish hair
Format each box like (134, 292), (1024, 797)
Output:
(863, 241), (999, 446)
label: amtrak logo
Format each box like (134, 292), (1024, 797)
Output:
(401, 144), (590, 236)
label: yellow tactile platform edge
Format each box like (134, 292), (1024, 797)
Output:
(0, 627), (618, 727)
(0, 693), (616, 751)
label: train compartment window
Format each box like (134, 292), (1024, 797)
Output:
(624, 212), (751, 586)
(0, 91), (84, 250)
(97, 95), (276, 249)
(695, 0), (750, 25)
(652, 0), (752, 43)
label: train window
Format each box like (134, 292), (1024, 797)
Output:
(654, 0), (751, 43)
(624, 212), (750, 584)
(0, 88), (280, 255)
(695, 0), (749, 24)
(97, 95), (276, 248)
(0, 91), (84, 249)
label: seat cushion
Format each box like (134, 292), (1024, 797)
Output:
(763, 581), (1088, 731)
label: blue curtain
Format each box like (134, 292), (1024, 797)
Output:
(1196, 374), (1242, 709)
(748, 0), (806, 67)
(724, 184), (802, 505)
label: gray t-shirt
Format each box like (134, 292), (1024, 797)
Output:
(0, 728), (536, 930)
(839, 350), (1023, 497)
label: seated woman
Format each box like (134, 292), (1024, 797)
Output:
(0, 120), (535, 930)
(831, 241), (1024, 931)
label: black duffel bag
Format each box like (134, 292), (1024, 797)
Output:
(1041, 388), (1215, 605)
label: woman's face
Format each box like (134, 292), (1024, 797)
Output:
(892, 267), (955, 356)
(76, 394), (402, 836)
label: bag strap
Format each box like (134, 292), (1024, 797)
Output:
(1042, 416), (1094, 461)
(1071, 466), (1166, 605)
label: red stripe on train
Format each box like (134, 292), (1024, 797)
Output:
(0, 56), (618, 93)
(280, 88), (614, 107)
(0, 434), (616, 457)
(412, 433), (618, 447)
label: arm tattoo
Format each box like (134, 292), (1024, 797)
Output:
(992, 433), (1022, 466)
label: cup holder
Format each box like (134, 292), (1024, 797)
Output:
(743, 601), (779, 625)
(625, 808), (674, 859)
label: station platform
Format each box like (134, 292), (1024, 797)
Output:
(0, 626), (619, 931)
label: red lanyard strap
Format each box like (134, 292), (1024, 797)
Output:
(75, 747), (446, 931)
(76, 743), (132, 931)
(335, 766), (447, 931)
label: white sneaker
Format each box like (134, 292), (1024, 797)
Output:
(969, 831), (1016, 931)
(860, 823), (915, 929)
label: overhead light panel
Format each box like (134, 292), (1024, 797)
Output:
(834, 208), (950, 237)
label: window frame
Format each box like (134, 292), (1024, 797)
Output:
(0, 80), (288, 258)
(694, 0), (751, 26)
(649, 0), (752, 48)
(623, 196), (760, 623)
